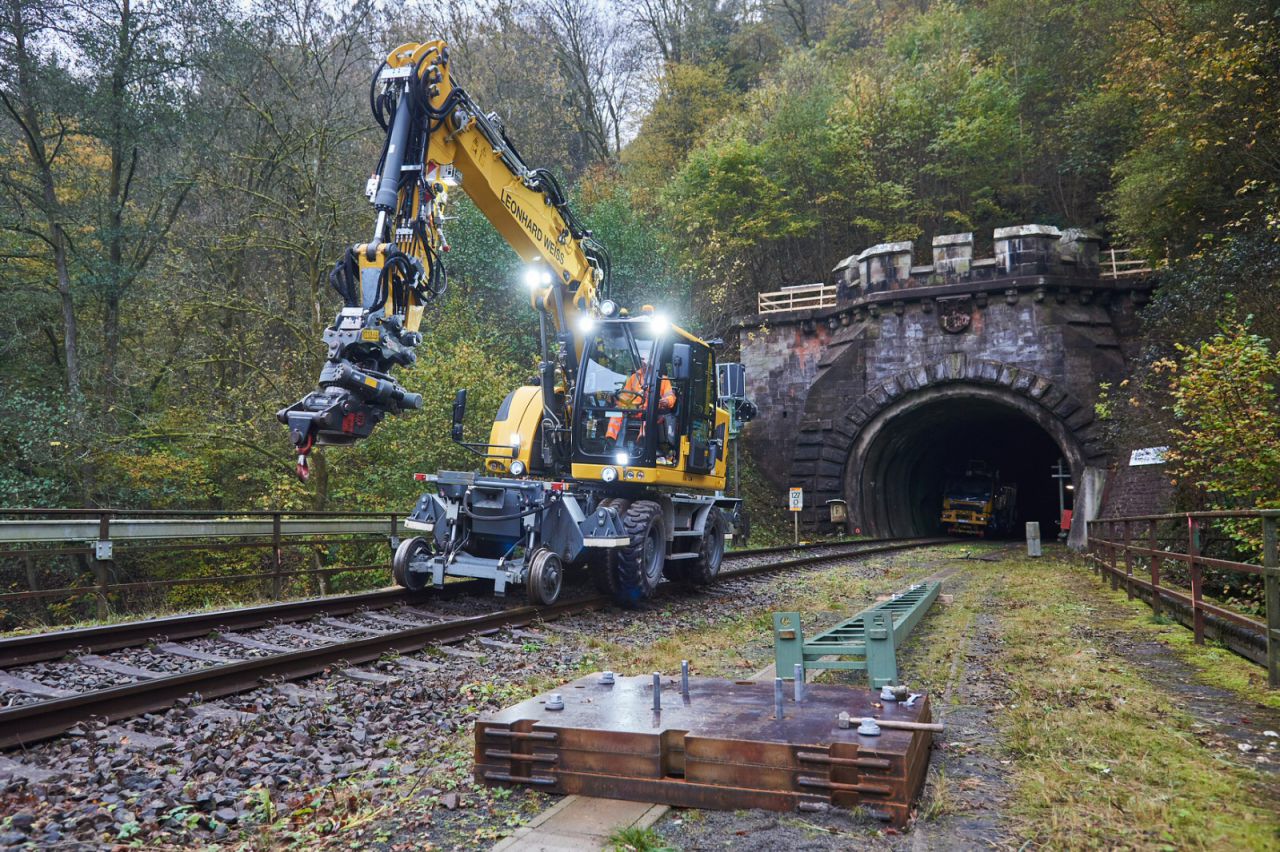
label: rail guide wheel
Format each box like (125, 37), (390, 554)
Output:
(393, 536), (431, 592)
(526, 547), (563, 606)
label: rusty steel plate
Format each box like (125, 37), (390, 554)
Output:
(475, 673), (933, 826)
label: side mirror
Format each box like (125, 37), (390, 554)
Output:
(451, 389), (467, 441)
(672, 343), (691, 381)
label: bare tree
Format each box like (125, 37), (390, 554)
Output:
(626, 0), (691, 63)
(71, 0), (201, 410)
(538, 0), (644, 163)
(0, 0), (81, 402)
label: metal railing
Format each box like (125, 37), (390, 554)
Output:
(1086, 511), (1279, 687)
(1099, 247), (1157, 279)
(758, 283), (838, 314)
(0, 508), (407, 622)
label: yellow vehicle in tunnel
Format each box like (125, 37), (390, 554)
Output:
(940, 461), (1017, 536)
(278, 40), (753, 607)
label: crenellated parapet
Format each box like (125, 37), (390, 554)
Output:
(757, 224), (1154, 325)
(832, 225), (1105, 296)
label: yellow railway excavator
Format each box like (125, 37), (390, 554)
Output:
(278, 40), (754, 606)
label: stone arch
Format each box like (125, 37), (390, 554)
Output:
(790, 355), (1108, 548)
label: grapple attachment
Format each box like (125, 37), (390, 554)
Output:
(277, 306), (423, 481)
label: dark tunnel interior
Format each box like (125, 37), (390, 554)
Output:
(858, 396), (1074, 540)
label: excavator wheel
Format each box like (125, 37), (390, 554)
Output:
(617, 499), (666, 606)
(526, 547), (563, 606)
(392, 537), (431, 592)
(681, 507), (725, 586)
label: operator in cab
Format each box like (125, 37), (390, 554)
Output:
(606, 349), (676, 446)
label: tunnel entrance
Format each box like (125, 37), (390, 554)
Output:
(852, 391), (1075, 540)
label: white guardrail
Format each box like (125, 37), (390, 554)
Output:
(0, 517), (407, 546)
(758, 283), (838, 315)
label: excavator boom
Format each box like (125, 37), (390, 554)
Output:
(278, 40), (608, 479)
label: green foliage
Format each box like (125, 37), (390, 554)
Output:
(606, 825), (676, 852)
(331, 293), (527, 510)
(1106, 5), (1280, 254)
(0, 390), (78, 507)
(623, 62), (740, 206)
(1163, 322), (1280, 518)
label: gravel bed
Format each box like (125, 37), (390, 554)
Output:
(18, 661), (131, 693)
(0, 690), (43, 708)
(252, 626), (331, 649)
(183, 636), (274, 660)
(110, 645), (213, 675)
(0, 625), (589, 848)
(264, 619), (366, 641)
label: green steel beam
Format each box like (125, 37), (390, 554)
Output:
(773, 582), (941, 688)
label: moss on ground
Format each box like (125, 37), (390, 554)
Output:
(584, 544), (970, 678)
(1100, 577), (1280, 713)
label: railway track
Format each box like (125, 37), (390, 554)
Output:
(0, 537), (947, 749)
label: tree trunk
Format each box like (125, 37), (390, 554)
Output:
(101, 0), (133, 412)
(3, 0), (91, 502)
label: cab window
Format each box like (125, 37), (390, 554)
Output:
(576, 324), (659, 462)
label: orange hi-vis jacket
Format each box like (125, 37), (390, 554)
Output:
(607, 368), (675, 440)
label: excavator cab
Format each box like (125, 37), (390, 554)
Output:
(572, 317), (722, 483)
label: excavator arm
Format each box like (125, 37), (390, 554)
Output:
(278, 40), (609, 480)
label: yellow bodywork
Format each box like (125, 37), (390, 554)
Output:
(484, 386), (543, 473)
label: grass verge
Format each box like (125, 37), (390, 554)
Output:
(993, 553), (1279, 849)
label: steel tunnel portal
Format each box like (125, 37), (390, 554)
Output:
(846, 386), (1085, 543)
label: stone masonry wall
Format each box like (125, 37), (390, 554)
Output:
(735, 224), (1157, 541)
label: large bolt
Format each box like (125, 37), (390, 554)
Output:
(681, 660), (690, 697)
(794, 663), (805, 703)
(653, 672), (661, 712)
(774, 677), (785, 720)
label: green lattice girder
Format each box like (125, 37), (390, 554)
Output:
(773, 582), (941, 688)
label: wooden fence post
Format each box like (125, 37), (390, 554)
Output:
(1263, 514), (1278, 688)
(1149, 520), (1161, 620)
(1108, 520), (1120, 591)
(1188, 515), (1204, 645)
(1123, 520), (1134, 599)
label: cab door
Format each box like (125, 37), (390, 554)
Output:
(682, 342), (715, 473)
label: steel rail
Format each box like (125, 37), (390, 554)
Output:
(0, 598), (599, 750)
(0, 537), (950, 749)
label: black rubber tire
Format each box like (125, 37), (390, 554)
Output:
(589, 498), (628, 598)
(616, 499), (666, 606)
(683, 507), (725, 586)
(392, 537), (431, 592)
